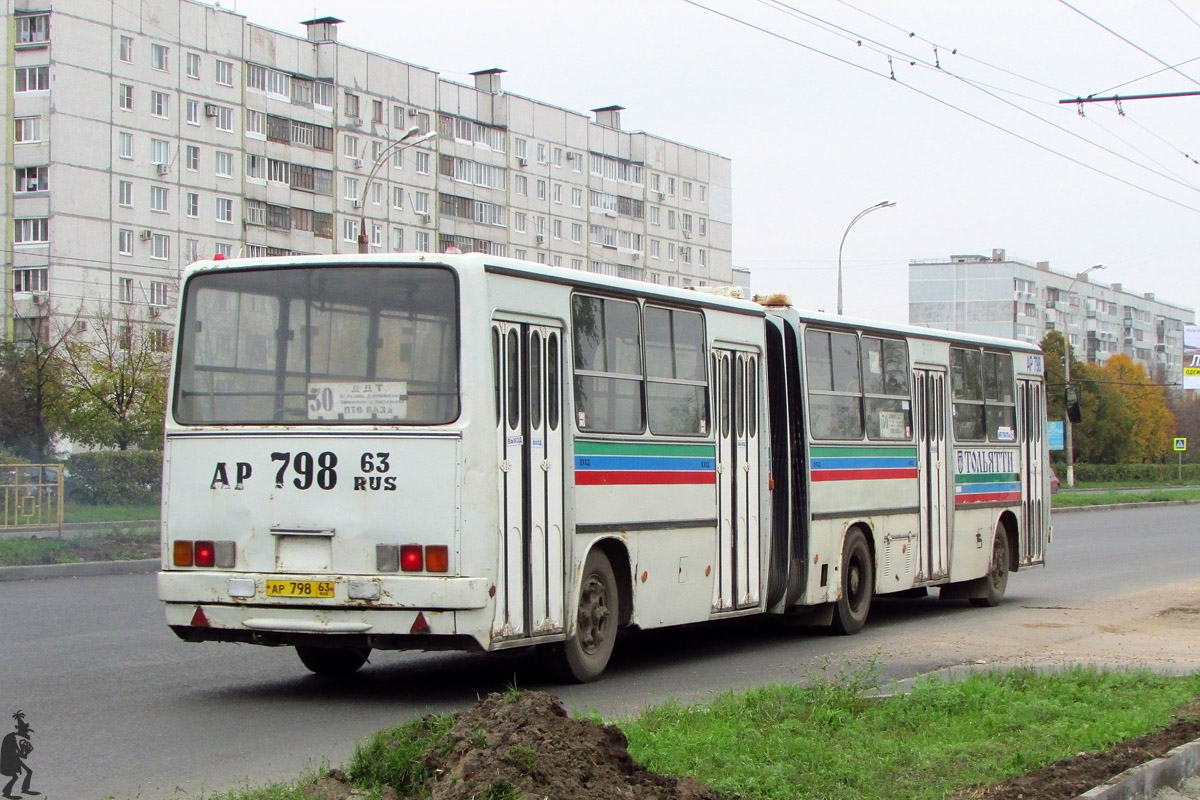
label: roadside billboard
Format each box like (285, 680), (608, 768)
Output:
(1186, 324), (1200, 391)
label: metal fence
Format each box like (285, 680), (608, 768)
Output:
(1, 463), (64, 535)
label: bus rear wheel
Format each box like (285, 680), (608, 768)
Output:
(296, 646), (370, 677)
(832, 528), (873, 635)
(970, 524), (1010, 608)
(561, 549), (619, 683)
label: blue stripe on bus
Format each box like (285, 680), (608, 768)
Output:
(811, 456), (918, 471)
(575, 455), (716, 472)
(955, 481), (1022, 495)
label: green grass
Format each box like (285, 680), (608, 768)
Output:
(63, 502), (159, 524)
(620, 667), (1200, 800)
(132, 667), (1200, 800)
(0, 527), (159, 566)
(1052, 488), (1200, 507)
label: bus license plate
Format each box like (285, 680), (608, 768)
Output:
(266, 580), (335, 598)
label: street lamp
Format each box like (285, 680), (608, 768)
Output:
(356, 128), (438, 254)
(837, 200), (896, 315)
(1063, 263), (1106, 487)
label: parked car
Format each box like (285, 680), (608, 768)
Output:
(1049, 467), (1060, 494)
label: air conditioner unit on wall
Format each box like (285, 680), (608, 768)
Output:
(156, 163), (169, 175)
(517, 157), (528, 167)
(408, 107), (419, 117)
(31, 292), (48, 306)
(535, 233), (545, 244)
(351, 199), (361, 208)
(419, 213), (431, 224)
(204, 103), (219, 117)
(353, 158), (364, 169)
(139, 229), (152, 241)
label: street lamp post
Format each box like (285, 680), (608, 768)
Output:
(1063, 264), (1106, 487)
(356, 128), (438, 254)
(837, 200), (896, 315)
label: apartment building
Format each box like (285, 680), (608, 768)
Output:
(2, 0), (733, 340)
(908, 249), (1196, 387)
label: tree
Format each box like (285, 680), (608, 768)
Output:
(1096, 354), (1175, 462)
(0, 317), (71, 461)
(1168, 392), (1200, 465)
(58, 311), (170, 451)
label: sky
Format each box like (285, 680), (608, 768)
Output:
(226, 0), (1200, 324)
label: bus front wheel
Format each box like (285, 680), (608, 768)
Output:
(561, 549), (619, 683)
(832, 528), (873, 635)
(296, 646), (370, 677)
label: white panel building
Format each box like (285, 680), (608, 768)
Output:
(3, 0), (733, 340)
(909, 249), (1196, 387)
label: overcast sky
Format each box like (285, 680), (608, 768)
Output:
(229, 0), (1200, 324)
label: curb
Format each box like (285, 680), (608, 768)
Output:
(0, 558), (158, 582)
(1052, 499), (1200, 514)
(1078, 739), (1200, 800)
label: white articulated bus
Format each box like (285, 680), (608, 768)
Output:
(158, 253), (1050, 681)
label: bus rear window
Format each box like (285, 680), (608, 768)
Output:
(174, 265), (459, 425)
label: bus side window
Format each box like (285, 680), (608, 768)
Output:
(547, 332), (560, 431)
(492, 327), (502, 427)
(506, 329), (520, 431)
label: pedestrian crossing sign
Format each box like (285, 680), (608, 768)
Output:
(1174, 438), (1187, 451)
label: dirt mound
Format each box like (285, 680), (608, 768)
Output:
(304, 690), (736, 800)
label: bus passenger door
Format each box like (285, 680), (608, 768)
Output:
(914, 368), (950, 581)
(493, 320), (565, 640)
(1018, 379), (1048, 566)
(713, 348), (762, 611)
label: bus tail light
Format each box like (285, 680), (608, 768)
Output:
(425, 545), (449, 573)
(400, 545), (423, 572)
(172, 540), (236, 568)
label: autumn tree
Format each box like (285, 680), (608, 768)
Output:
(1090, 354), (1175, 462)
(59, 311), (170, 451)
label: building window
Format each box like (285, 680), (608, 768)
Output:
(15, 117), (40, 143)
(215, 197), (234, 223)
(119, 84), (133, 111)
(149, 281), (169, 306)
(414, 192), (429, 214)
(214, 242), (233, 258)
(14, 268), (48, 293)
(150, 185), (169, 213)
(342, 134), (359, 159)
(186, 145), (200, 171)
(215, 59), (233, 86)
(14, 166), (47, 194)
(267, 159), (288, 183)
(415, 231), (430, 252)
(151, 43), (169, 72)
(571, 223), (583, 243)
(119, 35), (133, 63)
(151, 138), (170, 165)
(553, 184), (562, 204)
(15, 218), (49, 244)
(291, 78), (313, 105)
(118, 180), (133, 207)
(536, 180), (546, 200)
(699, 218), (707, 236)
(392, 186), (404, 209)
(244, 199), (265, 226)
(118, 230), (133, 256)
(186, 192), (199, 218)
(344, 92), (359, 118)
(16, 14), (49, 45)
(572, 187), (583, 207)
(415, 152), (430, 174)
(15, 66), (49, 92)
(372, 99), (384, 123)
(343, 177), (359, 201)
(150, 234), (170, 261)
(514, 175), (527, 196)
(245, 154), (265, 180)
(514, 212), (527, 233)
(314, 81), (333, 108)
(265, 69), (290, 97)
(186, 52), (200, 79)
(246, 110), (264, 137)
(215, 151), (234, 178)
(150, 91), (169, 118)
(650, 240), (660, 259)
(214, 106), (233, 131)
(186, 98), (200, 125)
(343, 217), (359, 243)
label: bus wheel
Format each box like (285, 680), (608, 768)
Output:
(562, 549), (619, 683)
(832, 529), (873, 635)
(296, 646), (370, 677)
(971, 525), (1010, 608)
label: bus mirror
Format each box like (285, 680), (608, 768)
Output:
(1066, 385), (1082, 424)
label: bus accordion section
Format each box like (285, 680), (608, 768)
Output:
(158, 253), (1049, 683)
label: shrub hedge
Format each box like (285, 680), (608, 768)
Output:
(66, 450), (162, 505)
(1069, 462), (1200, 483)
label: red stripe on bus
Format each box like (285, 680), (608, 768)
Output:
(956, 492), (1022, 504)
(811, 468), (918, 482)
(575, 470), (716, 486)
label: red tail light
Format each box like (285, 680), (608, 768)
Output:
(400, 545), (423, 572)
(194, 541), (216, 567)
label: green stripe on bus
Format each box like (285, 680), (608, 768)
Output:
(810, 446), (919, 458)
(575, 441), (716, 457)
(955, 473), (1021, 484)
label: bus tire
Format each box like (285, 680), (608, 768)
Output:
(832, 528), (873, 635)
(561, 549), (619, 683)
(970, 524), (1010, 608)
(296, 646), (369, 677)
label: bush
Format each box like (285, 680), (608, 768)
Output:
(1069, 462), (1200, 483)
(66, 450), (162, 505)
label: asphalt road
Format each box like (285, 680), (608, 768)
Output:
(2, 504), (1198, 800)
